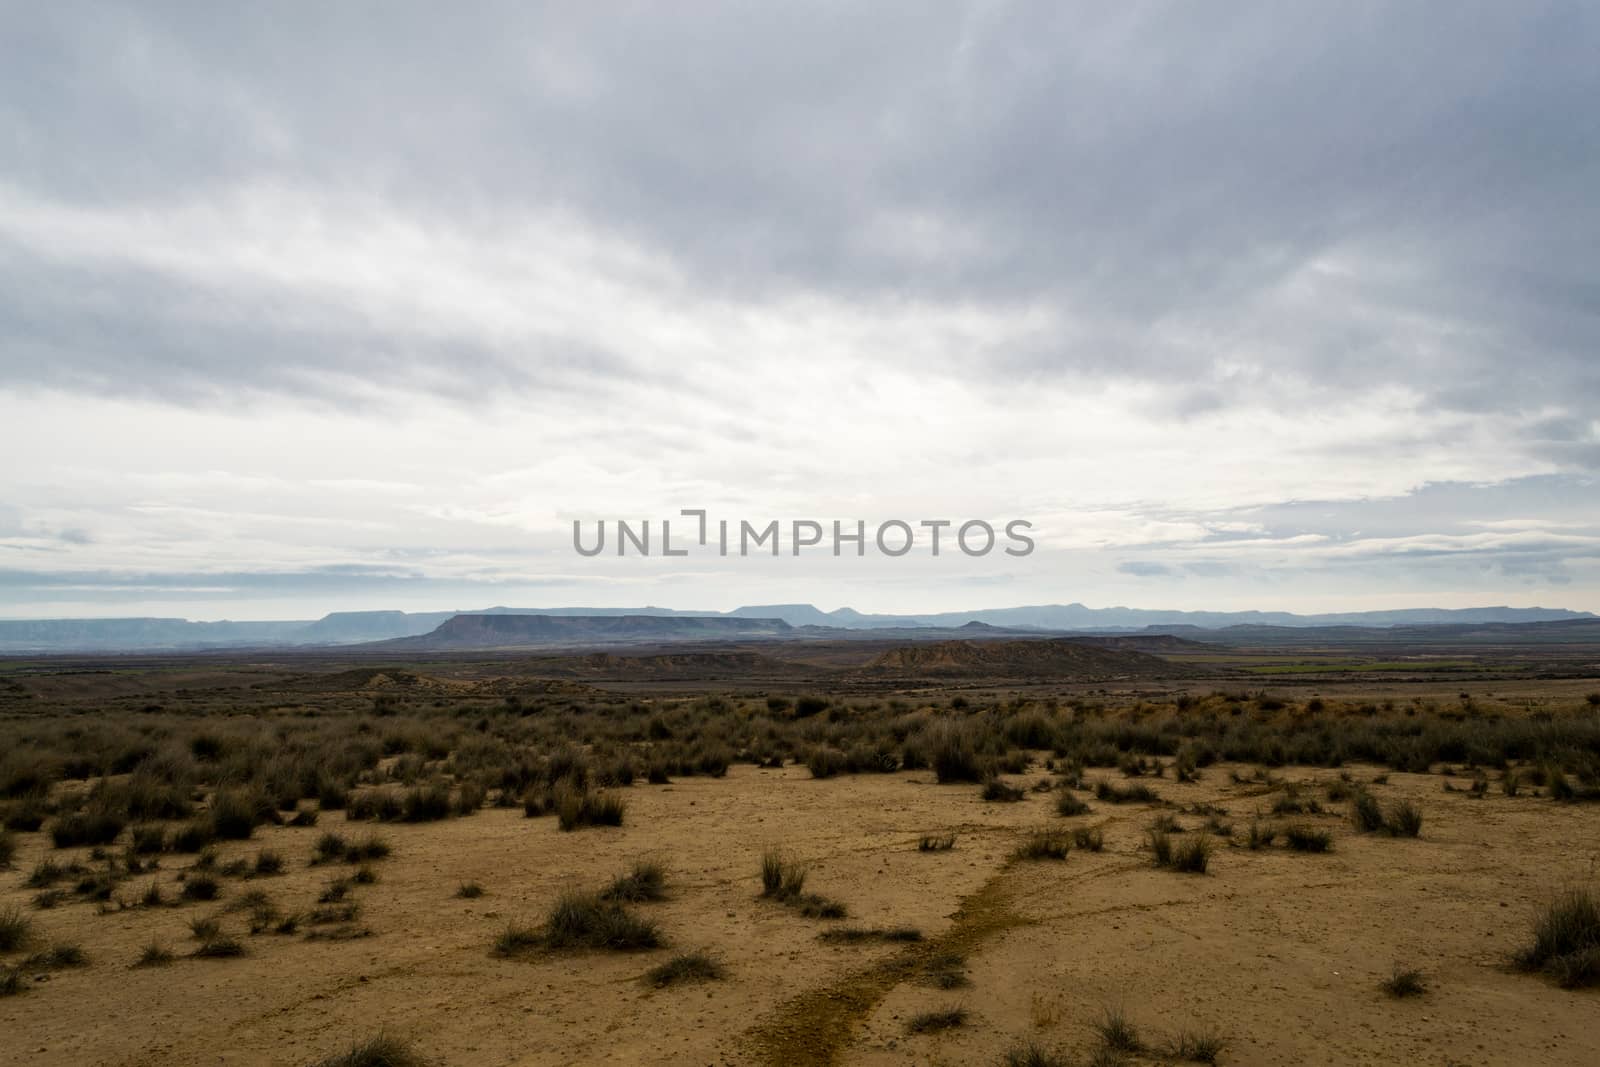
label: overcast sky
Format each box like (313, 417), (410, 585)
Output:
(2, 2), (1598, 620)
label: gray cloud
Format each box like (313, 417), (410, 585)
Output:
(2, 3), (1597, 421)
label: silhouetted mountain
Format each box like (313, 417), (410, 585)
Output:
(376, 613), (793, 650)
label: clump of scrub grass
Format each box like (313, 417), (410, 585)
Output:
(133, 942), (174, 968)
(918, 834), (955, 852)
(311, 1034), (428, 1067)
(0, 905), (33, 951)
(1095, 780), (1158, 804)
(1055, 791), (1091, 816)
(542, 888), (663, 952)
(192, 935), (245, 958)
(643, 950), (725, 987)
(455, 882), (485, 899)
(1284, 825), (1333, 852)
(601, 859), (667, 903)
(1096, 1005), (1143, 1053)
(1012, 828), (1070, 861)
(1515, 886), (1600, 988)
(1001, 1041), (1069, 1067)
(1381, 966), (1427, 998)
(907, 1008), (967, 1034)
(981, 777), (1025, 802)
(817, 926), (922, 944)
(1165, 1027), (1226, 1063)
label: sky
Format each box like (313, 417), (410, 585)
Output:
(2, 2), (1598, 621)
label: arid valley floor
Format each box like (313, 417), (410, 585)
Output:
(1, 635), (1598, 1066)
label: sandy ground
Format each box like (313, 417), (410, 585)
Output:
(2, 763), (1597, 1066)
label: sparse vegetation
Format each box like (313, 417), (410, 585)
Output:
(193, 935), (246, 958)
(1002, 1039), (1070, 1066)
(1149, 829), (1211, 873)
(1073, 826), (1104, 851)
(1013, 828), (1071, 861)
(602, 859), (667, 903)
(918, 834), (956, 852)
(1096, 780), (1158, 804)
(907, 1008), (967, 1033)
(1, 906), (34, 951)
(1381, 966), (1427, 998)
(643, 950), (725, 987)
(1516, 886), (1600, 988)
(133, 941), (175, 968)
(817, 926), (922, 943)
(1284, 825), (1333, 852)
(1096, 1005), (1143, 1053)
(541, 888), (663, 952)
(311, 1034), (428, 1067)
(1055, 790), (1091, 816)
(981, 776), (1025, 802)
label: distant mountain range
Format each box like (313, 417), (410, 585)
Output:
(0, 602), (1591, 653)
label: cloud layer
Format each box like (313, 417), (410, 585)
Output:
(2, 3), (1597, 617)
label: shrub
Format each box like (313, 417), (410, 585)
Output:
(401, 784), (452, 822)
(926, 721), (987, 784)
(188, 916), (222, 941)
(542, 889), (662, 952)
(455, 882), (485, 899)
(170, 819), (216, 853)
(806, 748), (847, 779)
(1246, 821), (1277, 850)
(50, 811), (125, 848)
(1095, 780), (1158, 804)
(817, 926), (922, 944)
(0, 829), (16, 868)
(907, 1008), (967, 1034)
(181, 874), (221, 901)
(1013, 829), (1071, 861)
(209, 790), (261, 840)
(1096, 1005), (1142, 1053)
(193, 935), (245, 958)
(345, 834), (391, 863)
(312, 831), (349, 864)
(1385, 800), (1424, 837)
(1350, 790), (1386, 833)
(1151, 831), (1210, 873)
(981, 777), (1026, 802)
(918, 834), (955, 852)
(0, 906), (33, 951)
(1382, 966), (1427, 998)
(1073, 826), (1104, 851)
(643, 950), (726, 987)
(601, 859), (667, 903)
(1055, 791), (1090, 816)
(1002, 1041), (1070, 1067)
(1165, 1028), (1225, 1063)
(130, 824), (166, 855)
(133, 942), (174, 968)
(1284, 825), (1332, 852)
(254, 850), (285, 876)
(760, 849), (808, 900)
(1516, 887), (1600, 988)
(311, 1035), (428, 1067)
(924, 951), (968, 989)
(3, 802), (45, 833)
(19, 942), (85, 971)
(555, 784), (625, 831)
